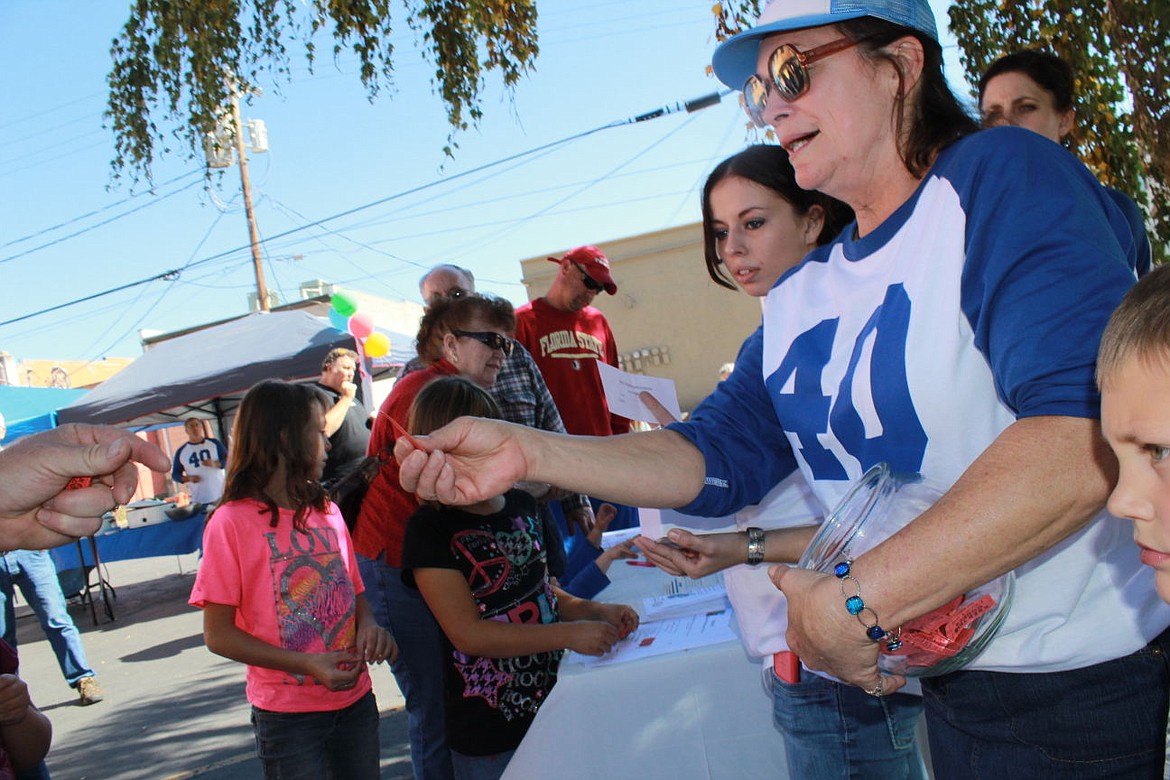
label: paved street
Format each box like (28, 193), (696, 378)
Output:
(12, 552), (414, 779)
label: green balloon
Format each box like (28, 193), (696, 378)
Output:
(331, 292), (357, 317)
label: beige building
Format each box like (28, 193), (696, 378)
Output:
(0, 352), (135, 389)
(519, 223), (764, 415)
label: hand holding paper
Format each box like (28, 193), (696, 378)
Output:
(596, 362), (682, 424)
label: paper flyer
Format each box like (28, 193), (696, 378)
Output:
(642, 583), (729, 621)
(567, 608), (738, 668)
(596, 362), (682, 423)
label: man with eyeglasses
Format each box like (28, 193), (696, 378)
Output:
(412, 264), (596, 543)
(514, 247), (639, 547)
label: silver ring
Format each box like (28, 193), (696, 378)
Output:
(866, 678), (885, 698)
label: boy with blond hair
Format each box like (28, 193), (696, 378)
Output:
(1099, 264), (1170, 603)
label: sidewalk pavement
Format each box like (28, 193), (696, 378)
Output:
(12, 552), (414, 779)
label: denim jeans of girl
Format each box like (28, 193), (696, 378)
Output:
(251, 690), (379, 779)
(358, 553), (453, 780)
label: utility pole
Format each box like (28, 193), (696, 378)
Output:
(229, 85), (269, 311)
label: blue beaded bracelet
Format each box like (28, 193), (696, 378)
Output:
(833, 560), (903, 651)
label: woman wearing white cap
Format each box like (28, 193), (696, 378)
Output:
(396, 0), (1169, 775)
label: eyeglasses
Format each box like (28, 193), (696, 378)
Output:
(741, 37), (861, 128)
(571, 261), (604, 293)
(452, 330), (513, 356)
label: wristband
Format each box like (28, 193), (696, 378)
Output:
(745, 526), (766, 566)
(833, 560), (903, 651)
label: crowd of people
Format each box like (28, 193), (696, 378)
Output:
(393, 0), (1167, 777)
(0, 0), (1164, 777)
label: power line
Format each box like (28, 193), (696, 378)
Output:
(2, 169), (202, 248)
(0, 91), (104, 131)
(0, 137), (110, 178)
(0, 177), (203, 265)
(441, 108), (706, 256)
(1, 89), (728, 329)
(82, 199), (234, 359)
(313, 139), (571, 237)
(664, 110), (749, 226)
(264, 197), (420, 300)
(345, 154), (725, 240)
(218, 89), (729, 251)
(0, 113), (97, 152)
(0, 269), (183, 328)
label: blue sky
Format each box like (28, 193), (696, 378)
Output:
(0, 1), (966, 365)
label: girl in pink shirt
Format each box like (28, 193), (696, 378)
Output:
(190, 380), (396, 779)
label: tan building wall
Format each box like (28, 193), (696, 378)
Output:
(519, 223), (764, 414)
(6, 356), (135, 389)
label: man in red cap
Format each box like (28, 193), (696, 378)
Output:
(514, 246), (629, 438)
(514, 245), (637, 548)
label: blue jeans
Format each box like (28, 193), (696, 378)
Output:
(16, 761), (51, 780)
(921, 626), (1170, 779)
(251, 690), (379, 779)
(450, 749), (515, 780)
(770, 668), (927, 780)
(358, 554), (453, 780)
(0, 550), (95, 687)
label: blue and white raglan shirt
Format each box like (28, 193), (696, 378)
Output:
(670, 127), (1170, 673)
(172, 436), (228, 505)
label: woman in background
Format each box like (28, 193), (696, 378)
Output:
(978, 48), (1151, 277)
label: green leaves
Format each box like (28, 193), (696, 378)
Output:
(949, 0), (1165, 264)
(711, 0), (762, 42)
(105, 0), (540, 183)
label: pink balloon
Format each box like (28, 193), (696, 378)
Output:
(348, 312), (375, 339)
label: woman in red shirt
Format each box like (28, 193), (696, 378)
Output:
(353, 292), (516, 780)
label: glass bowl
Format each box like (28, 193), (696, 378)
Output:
(798, 463), (1014, 677)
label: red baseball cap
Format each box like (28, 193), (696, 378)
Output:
(549, 245), (617, 295)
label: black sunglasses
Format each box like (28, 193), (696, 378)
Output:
(452, 330), (513, 356)
(571, 261), (604, 293)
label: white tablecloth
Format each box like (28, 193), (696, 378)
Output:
(502, 560), (788, 779)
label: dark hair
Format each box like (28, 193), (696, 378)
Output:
(701, 145), (855, 290)
(321, 347), (357, 372)
(1097, 265), (1170, 390)
(977, 49), (1075, 113)
(415, 293), (515, 365)
(840, 19), (979, 177)
(408, 375), (501, 436)
(219, 380), (330, 530)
